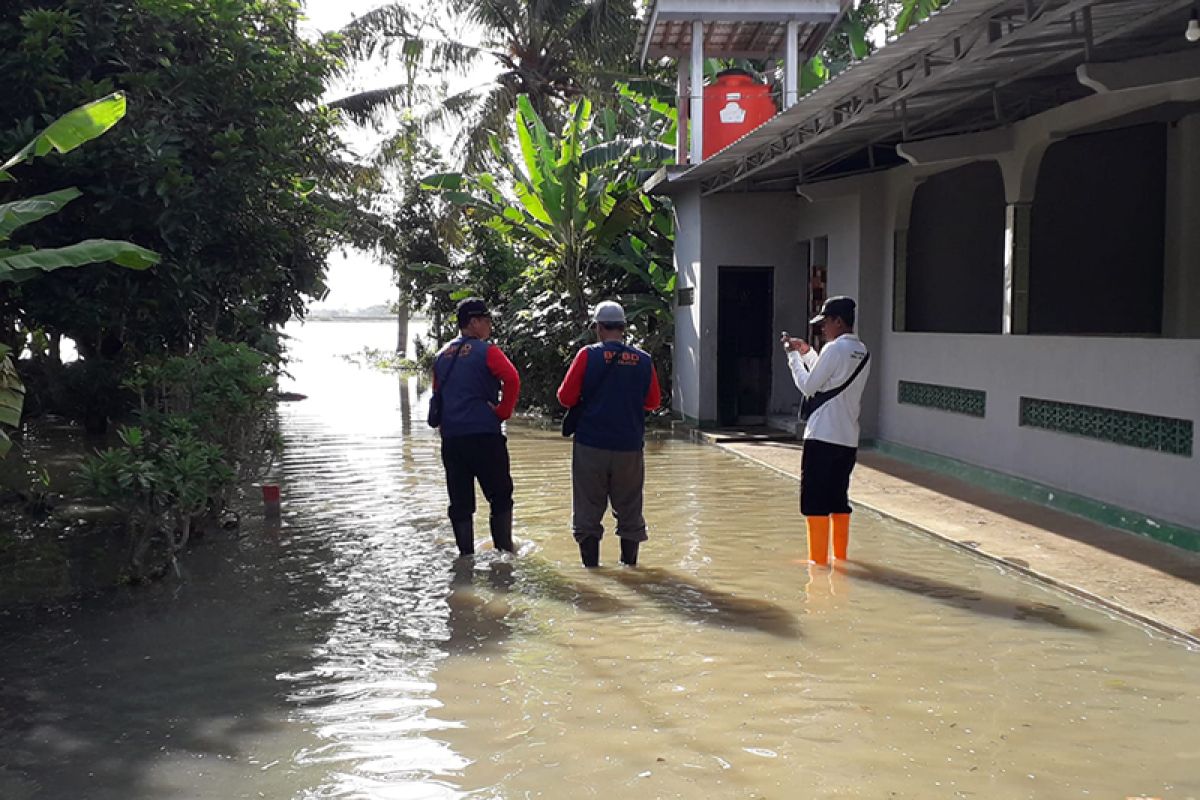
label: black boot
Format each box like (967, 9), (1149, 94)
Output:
(451, 518), (474, 556)
(579, 537), (600, 568)
(620, 538), (640, 567)
(490, 510), (514, 553)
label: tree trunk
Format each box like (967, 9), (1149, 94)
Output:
(396, 299), (410, 357)
(47, 332), (62, 366)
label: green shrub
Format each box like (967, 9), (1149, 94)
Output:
(79, 337), (277, 577)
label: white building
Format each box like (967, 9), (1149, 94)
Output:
(643, 0), (1200, 545)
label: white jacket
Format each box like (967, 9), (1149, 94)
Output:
(786, 334), (870, 448)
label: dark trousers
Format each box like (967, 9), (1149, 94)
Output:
(571, 442), (647, 542)
(800, 439), (858, 516)
(441, 434), (514, 523)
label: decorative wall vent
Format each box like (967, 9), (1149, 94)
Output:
(1019, 397), (1193, 457)
(898, 380), (986, 418)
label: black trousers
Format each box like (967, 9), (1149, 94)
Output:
(441, 433), (514, 522)
(800, 439), (858, 516)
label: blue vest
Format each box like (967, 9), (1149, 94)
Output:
(575, 341), (653, 452)
(434, 337), (501, 438)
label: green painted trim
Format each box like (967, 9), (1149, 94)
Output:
(870, 438), (1200, 553)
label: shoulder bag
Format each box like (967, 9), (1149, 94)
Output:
(799, 350), (870, 423)
(427, 340), (467, 428)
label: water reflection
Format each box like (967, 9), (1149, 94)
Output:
(443, 558), (520, 657)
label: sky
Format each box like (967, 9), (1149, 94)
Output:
(301, 0), (418, 312)
(302, 0), (500, 311)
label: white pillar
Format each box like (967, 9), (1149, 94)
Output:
(677, 59), (690, 165)
(1003, 202), (1031, 335)
(690, 19), (704, 164)
(785, 19), (799, 109)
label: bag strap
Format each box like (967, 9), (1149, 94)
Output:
(814, 350), (870, 404)
(580, 343), (623, 404)
(436, 337), (470, 392)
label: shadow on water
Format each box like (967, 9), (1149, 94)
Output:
(442, 555), (635, 656)
(0, 524), (342, 800)
(601, 566), (802, 639)
(514, 556), (634, 614)
(838, 560), (1105, 633)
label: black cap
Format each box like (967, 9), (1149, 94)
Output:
(810, 295), (856, 325)
(456, 297), (492, 329)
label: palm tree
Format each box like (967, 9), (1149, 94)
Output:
(329, 0), (641, 169)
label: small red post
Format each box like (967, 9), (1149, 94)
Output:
(262, 484), (281, 518)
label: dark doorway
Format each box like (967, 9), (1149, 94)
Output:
(718, 267), (774, 426)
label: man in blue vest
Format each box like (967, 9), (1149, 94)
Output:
(431, 298), (521, 556)
(557, 301), (661, 567)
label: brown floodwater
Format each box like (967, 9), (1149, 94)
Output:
(0, 320), (1196, 800)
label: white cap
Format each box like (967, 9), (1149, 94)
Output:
(593, 301), (626, 324)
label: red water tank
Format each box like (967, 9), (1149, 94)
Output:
(702, 69), (777, 159)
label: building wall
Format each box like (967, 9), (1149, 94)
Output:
(672, 74), (1200, 528)
(872, 104), (1200, 530)
(793, 181), (885, 439)
(876, 333), (1200, 529)
(702, 193), (805, 419)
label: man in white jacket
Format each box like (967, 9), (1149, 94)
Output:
(782, 296), (871, 565)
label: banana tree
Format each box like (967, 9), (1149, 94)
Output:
(422, 94), (670, 324)
(0, 92), (160, 455)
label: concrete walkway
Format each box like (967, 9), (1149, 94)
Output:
(700, 433), (1200, 646)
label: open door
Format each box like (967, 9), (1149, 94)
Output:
(717, 267), (774, 426)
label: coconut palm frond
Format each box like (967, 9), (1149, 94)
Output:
(466, 0), (526, 46)
(329, 84), (423, 127)
(568, 0), (637, 54)
(338, 4), (424, 61)
(459, 86), (522, 171)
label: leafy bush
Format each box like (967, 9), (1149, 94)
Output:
(79, 338), (277, 576)
(79, 422), (230, 575)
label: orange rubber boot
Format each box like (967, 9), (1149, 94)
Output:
(806, 516), (831, 565)
(831, 513), (851, 561)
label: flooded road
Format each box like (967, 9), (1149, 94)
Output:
(1, 320), (1197, 799)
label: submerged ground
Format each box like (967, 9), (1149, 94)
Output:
(0, 320), (1196, 800)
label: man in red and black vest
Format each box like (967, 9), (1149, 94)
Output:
(557, 301), (661, 567)
(431, 298), (521, 556)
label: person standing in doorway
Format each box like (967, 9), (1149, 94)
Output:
(782, 296), (871, 566)
(431, 298), (521, 556)
(557, 301), (661, 567)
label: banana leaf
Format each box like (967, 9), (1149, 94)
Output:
(1, 92), (127, 172)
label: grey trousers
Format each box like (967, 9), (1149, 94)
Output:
(571, 442), (648, 543)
